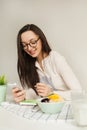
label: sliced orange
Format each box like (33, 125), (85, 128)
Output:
(47, 93), (64, 102)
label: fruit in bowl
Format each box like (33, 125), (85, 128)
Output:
(37, 93), (65, 114)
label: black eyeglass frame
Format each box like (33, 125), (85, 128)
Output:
(21, 37), (40, 50)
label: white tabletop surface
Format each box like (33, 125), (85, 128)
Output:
(0, 102), (87, 130)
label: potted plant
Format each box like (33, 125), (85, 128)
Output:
(0, 75), (7, 104)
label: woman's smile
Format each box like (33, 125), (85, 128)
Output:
(29, 49), (36, 56)
(21, 31), (42, 58)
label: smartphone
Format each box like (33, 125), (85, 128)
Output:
(7, 83), (17, 89)
(7, 83), (22, 94)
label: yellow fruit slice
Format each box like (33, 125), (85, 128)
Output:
(47, 93), (64, 102)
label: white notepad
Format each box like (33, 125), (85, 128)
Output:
(19, 99), (37, 105)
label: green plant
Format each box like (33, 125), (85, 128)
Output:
(0, 75), (7, 85)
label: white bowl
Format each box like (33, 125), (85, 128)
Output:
(37, 98), (65, 114)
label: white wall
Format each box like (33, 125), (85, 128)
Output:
(0, 0), (87, 89)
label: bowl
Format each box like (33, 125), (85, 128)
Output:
(37, 98), (65, 114)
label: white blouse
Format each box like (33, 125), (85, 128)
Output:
(25, 51), (82, 100)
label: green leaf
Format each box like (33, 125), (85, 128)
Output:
(0, 75), (7, 85)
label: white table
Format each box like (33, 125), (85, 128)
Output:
(0, 102), (87, 130)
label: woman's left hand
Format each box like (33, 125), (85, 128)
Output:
(35, 83), (52, 97)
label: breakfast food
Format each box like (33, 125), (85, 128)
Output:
(41, 98), (50, 103)
(41, 93), (64, 103)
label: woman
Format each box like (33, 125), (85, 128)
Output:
(12, 24), (82, 102)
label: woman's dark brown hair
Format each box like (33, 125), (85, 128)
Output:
(17, 24), (51, 94)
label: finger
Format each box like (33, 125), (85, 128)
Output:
(36, 89), (45, 93)
(36, 86), (45, 91)
(36, 83), (45, 86)
(16, 90), (25, 97)
(12, 87), (20, 93)
(14, 90), (25, 102)
(12, 87), (23, 94)
(36, 84), (46, 89)
(14, 96), (25, 103)
(12, 89), (25, 98)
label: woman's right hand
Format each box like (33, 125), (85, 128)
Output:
(12, 87), (26, 103)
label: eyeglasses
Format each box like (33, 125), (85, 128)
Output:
(22, 37), (40, 50)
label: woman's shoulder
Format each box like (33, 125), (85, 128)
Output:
(49, 50), (64, 59)
(44, 50), (65, 63)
